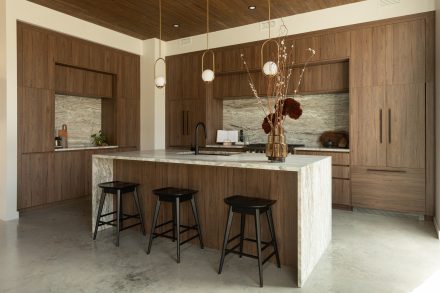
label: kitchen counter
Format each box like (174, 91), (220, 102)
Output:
(55, 145), (119, 152)
(295, 147), (350, 153)
(92, 150), (331, 288)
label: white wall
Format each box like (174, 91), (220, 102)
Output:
(140, 38), (166, 150)
(435, 0), (440, 239)
(0, 0), (146, 221)
(167, 0), (435, 56)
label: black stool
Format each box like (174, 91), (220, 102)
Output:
(93, 181), (146, 247)
(147, 187), (204, 263)
(218, 195), (280, 287)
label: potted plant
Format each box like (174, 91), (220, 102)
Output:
(91, 130), (108, 147)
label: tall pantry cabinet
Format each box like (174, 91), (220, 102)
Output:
(350, 18), (433, 215)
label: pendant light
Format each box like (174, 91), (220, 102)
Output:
(261, 0), (279, 76)
(154, 0), (166, 88)
(201, 0), (215, 83)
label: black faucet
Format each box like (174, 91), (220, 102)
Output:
(194, 122), (207, 155)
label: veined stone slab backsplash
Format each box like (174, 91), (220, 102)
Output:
(55, 95), (102, 147)
(223, 93), (349, 147)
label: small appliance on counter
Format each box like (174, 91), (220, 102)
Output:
(216, 130), (239, 146)
(54, 136), (62, 149)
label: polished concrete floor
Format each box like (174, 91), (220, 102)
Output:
(1, 198), (440, 293)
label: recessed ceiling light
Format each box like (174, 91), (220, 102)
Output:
(173, 24), (180, 28)
(248, 5), (256, 10)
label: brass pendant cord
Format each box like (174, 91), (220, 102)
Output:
(159, 0), (162, 57)
(268, 0), (271, 39)
(206, 0), (209, 49)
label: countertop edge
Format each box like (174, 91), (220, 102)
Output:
(55, 145), (119, 152)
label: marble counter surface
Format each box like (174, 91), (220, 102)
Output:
(295, 147), (350, 153)
(55, 145), (119, 152)
(93, 149), (329, 172)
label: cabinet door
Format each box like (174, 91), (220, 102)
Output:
(182, 52), (205, 99)
(183, 99), (206, 147)
(350, 26), (386, 87)
(19, 87), (54, 153)
(54, 151), (85, 201)
(19, 153), (54, 209)
(167, 100), (184, 147)
(119, 54), (140, 99)
(350, 86), (387, 167)
(351, 166), (425, 213)
(386, 83), (425, 169)
(332, 179), (351, 206)
(320, 31), (350, 60)
(116, 99), (140, 148)
(386, 19), (425, 85)
(166, 55), (183, 100)
(19, 23), (52, 89)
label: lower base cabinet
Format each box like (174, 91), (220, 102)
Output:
(351, 166), (426, 214)
(18, 148), (121, 210)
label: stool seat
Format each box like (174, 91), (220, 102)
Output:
(153, 187), (198, 202)
(224, 195), (276, 209)
(98, 181), (139, 194)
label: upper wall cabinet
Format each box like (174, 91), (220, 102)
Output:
(319, 31), (350, 61)
(350, 25), (387, 87)
(295, 36), (321, 63)
(166, 55), (183, 100)
(117, 54), (140, 99)
(385, 19), (425, 85)
(18, 23), (53, 89)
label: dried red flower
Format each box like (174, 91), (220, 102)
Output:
(282, 98), (302, 119)
(262, 114), (274, 134)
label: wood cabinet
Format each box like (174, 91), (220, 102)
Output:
(351, 166), (425, 213)
(19, 153), (54, 209)
(17, 22), (140, 210)
(295, 150), (351, 209)
(19, 87), (54, 154)
(18, 24), (53, 89)
(54, 152), (85, 201)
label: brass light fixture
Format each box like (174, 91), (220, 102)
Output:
(260, 0), (279, 76)
(201, 0), (215, 83)
(154, 0), (166, 88)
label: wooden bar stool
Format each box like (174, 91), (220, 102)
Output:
(147, 187), (204, 263)
(93, 181), (146, 247)
(218, 195), (280, 287)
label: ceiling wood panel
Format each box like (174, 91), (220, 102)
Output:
(28, 0), (364, 41)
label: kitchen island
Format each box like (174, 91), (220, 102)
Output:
(92, 150), (332, 287)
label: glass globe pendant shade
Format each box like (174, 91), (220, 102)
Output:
(202, 69), (215, 83)
(155, 76), (166, 88)
(262, 61), (278, 76)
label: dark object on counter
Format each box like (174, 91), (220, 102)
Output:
(239, 129), (244, 142)
(54, 136), (62, 149)
(218, 195), (280, 288)
(319, 131), (349, 148)
(246, 143), (305, 154)
(93, 181), (146, 247)
(58, 124), (68, 148)
(147, 187), (204, 263)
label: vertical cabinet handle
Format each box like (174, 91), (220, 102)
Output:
(388, 109), (391, 144)
(379, 109), (383, 143)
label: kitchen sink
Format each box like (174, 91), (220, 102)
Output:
(176, 151), (241, 156)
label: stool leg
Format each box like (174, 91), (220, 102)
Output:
(172, 202), (176, 242)
(176, 198), (181, 263)
(93, 191), (106, 240)
(267, 207), (281, 268)
(133, 188), (146, 236)
(147, 198), (161, 254)
(116, 190), (121, 247)
(239, 213), (245, 258)
(255, 209), (263, 287)
(190, 197), (204, 249)
(218, 206), (233, 274)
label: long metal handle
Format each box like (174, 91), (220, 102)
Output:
(182, 110), (185, 135)
(379, 109), (383, 143)
(367, 169), (406, 173)
(388, 109), (391, 144)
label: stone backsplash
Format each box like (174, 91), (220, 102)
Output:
(55, 95), (102, 147)
(223, 93), (349, 147)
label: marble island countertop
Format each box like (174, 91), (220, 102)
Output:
(93, 149), (330, 172)
(55, 145), (119, 152)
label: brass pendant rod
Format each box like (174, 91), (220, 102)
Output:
(206, 0), (209, 49)
(159, 0), (162, 57)
(268, 0), (271, 39)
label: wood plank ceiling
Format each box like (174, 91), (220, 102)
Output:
(28, 0), (364, 41)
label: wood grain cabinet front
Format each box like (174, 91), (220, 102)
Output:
(54, 152), (86, 202)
